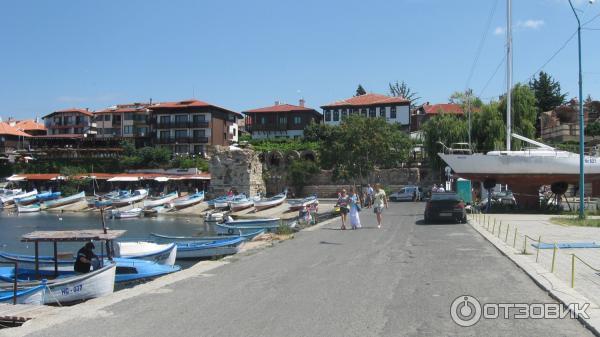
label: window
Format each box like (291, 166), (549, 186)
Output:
(124, 113), (134, 121)
(333, 110), (340, 121)
(369, 107), (376, 117)
(325, 110), (332, 121)
(390, 106), (397, 119)
(104, 115), (111, 121)
(175, 115), (188, 123)
(175, 130), (188, 139)
(293, 116), (302, 124)
(279, 116), (287, 125)
(159, 116), (170, 125)
(123, 126), (133, 134)
(193, 129), (206, 138)
(379, 107), (386, 118)
(136, 127), (148, 136)
(260, 116), (267, 125)
(193, 145), (204, 154)
(175, 145), (189, 154)
(159, 131), (170, 139)
(361, 108), (367, 117)
(341, 109), (348, 119)
(193, 114), (206, 122)
(113, 115), (121, 123)
(64, 116), (73, 125)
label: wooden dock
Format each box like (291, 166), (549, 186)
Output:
(0, 303), (56, 326)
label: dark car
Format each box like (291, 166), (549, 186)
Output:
(423, 192), (466, 223)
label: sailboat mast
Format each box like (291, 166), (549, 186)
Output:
(506, 0), (513, 151)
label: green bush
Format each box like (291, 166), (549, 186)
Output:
(287, 159), (320, 195)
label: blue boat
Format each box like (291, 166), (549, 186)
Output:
(171, 191), (205, 209)
(150, 228), (266, 242)
(215, 218), (292, 235)
(175, 237), (246, 259)
(36, 191), (61, 202)
(206, 195), (226, 208)
(0, 252), (180, 283)
(0, 282), (46, 305)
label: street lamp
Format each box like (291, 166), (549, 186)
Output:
(568, 0), (594, 219)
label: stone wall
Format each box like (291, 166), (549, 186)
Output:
(208, 146), (266, 197)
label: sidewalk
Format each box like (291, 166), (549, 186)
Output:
(469, 212), (600, 334)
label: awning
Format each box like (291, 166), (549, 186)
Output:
(7, 175), (25, 181)
(107, 176), (140, 182)
(154, 177), (170, 182)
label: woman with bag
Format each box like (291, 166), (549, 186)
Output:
(373, 183), (388, 228)
(337, 189), (350, 230)
(349, 186), (362, 230)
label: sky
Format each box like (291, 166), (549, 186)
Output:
(0, 0), (599, 120)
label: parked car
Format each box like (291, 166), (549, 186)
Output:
(423, 192), (466, 223)
(389, 186), (422, 202)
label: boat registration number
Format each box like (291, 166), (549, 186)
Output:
(60, 284), (83, 296)
(439, 212), (453, 217)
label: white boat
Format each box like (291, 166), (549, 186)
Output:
(254, 192), (287, 211)
(111, 189), (148, 207)
(144, 204), (173, 216)
(111, 207), (143, 219)
(175, 237), (246, 259)
(287, 196), (318, 211)
(143, 191), (178, 209)
(41, 191), (86, 209)
(0, 282), (46, 305)
(214, 198), (230, 209)
(1, 189), (37, 206)
(172, 191), (205, 209)
(0, 188), (21, 196)
(17, 203), (41, 213)
(114, 242), (177, 266)
(230, 196), (256, 212)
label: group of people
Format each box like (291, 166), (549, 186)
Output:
(336, 183), (388, 230)
(431, 184), (446, 193)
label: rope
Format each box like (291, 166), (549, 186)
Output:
(44, 285), (63, 307)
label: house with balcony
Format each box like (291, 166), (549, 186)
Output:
(321, 93), (410, 127)
(243, 99), (322, 139)
(149, 99), (242, 155)
(95, 102), (152, 147)
(42, 108), (96, 136)
(0, 122), (30, 156)
(7, 119), (47, 136)
(411, 103), (466, 131)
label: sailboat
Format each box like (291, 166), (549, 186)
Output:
(438, 0), (600, 205)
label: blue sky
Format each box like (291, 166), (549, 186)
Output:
(1, 0), (599, 119)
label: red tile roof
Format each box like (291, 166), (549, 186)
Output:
(14, 119), (46, 132)
(150, 99), (242, 118)
(43, 108), (93, 119)
(0, 122), (31, 137)
(244, 103), (318, 114)
(423, 103), (465, 115)
(322, 93), (410, 108)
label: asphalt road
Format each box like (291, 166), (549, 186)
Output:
(24, 203), (592, 337)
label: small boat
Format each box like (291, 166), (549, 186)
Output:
(0, 263), (117, 305)
(205, 211), (225, 223)
(1, 189), (38, 206)
(229, 195), (257, 212)
(144, 204), (173, 216)
(111, 189), (148, 207)
(175, 237), (246, 259)
(93, 199), (113, 208)
(42, 191), (86, 209)
(14, 194), (39, 205)
(0, 252), (180, 283)
(254, 192), (287, 211)
(172, 191), (205, 209)
(288, 196), (319, 211)
(150, 228), (266, 242)
(206, 195), (226, 209)
(0, 282), (46, 305)
(0, 188), (21, 196)
(16, 191), (59, 205)
(36, 191), (61, 202)
(111, 207), (143, 219)
(17, 203), (41, 213)
(143, 191), (179, 209)
(114, 242), (177, 266)
(215, 218), (293, 235)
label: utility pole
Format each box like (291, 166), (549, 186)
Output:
(506, 0), (513, 151)
(467, 90), (472, 150)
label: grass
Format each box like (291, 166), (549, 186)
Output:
(550, 217), (600, 227)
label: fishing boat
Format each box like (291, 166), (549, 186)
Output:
(16, 191), (59, 205)
(215, 218), (294, 235)
(0, 188), (21, 196)
(0, 282), (46, 305)
(150, 228), (266, 242)
(14, 193), (39, 205)
(114, 242), (177, 266)
(17, 203), (41, 213)
(287, 196), (318, 211)
(111, 189), (148, 207)
(175, 237), (246, 259)
(111, 207), (143, 219)
(171, 191), (205, 209)
(41, 191), (86, 209)
(143, 191), (178, 209)
(1, 189), (38, 206)
(36, 191), (61, 202)
(230, 195), (258, 212)
(253, 192), (287, 211)
(143, 204), (173, 216)
(0, 252), (180, 284)
(206, 195), (226, 209)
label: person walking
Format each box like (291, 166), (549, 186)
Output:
(366, 184), (374, 208)
(373, 183), (388, 228)
(337, 188), (350, 230)
(349, 187), (362, 230)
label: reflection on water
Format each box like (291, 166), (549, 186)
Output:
(0, 210), (209, 258)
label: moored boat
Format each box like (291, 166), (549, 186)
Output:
(230, 195), (257, 212)
(143, 191), (178, 209)
(254, 192), (287, 211)
(175, 237), (246, 259)
(114, 242), (177, 266)
(111, 207), (143, 219)
(1, 189), (38, 206)
(171, 191), (205, 209)
(0, 282), (46, 305)
(287, 196), (318, 211)
(150, 228), (266, 242)
(111, 189), (148, 207)
(36, 191), (61, 202)
(17, 203), (41, 213)
(215, 218), (294, 235)
(41, 191), (86, 209)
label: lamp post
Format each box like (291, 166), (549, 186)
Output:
(568, 0), (593, 219)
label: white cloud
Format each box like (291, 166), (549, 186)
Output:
(518, 19), (545, 29)
(493, 26), (505, 35)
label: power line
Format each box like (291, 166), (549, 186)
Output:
(465, 0), (500, 89)
(478, 55), (506, 98)
(524, 29), (578, 82)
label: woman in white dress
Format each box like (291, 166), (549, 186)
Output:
(349, 187), (361, 230)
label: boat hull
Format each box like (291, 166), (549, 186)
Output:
(143, 192), (178, 209)
(17, 204), (41, 213)
(115, 242), (177, 266)
(175, 237), (245, 259)
(42, 191), (85, 209)
(0, 284), (45, 305)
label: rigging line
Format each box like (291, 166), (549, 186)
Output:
(582, 11), (600, 26)
(524, 29), (578, 82)
(478, 54), (506, 98)
(465, 0), (500, 89)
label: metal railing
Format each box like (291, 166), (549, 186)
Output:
(0, 261), (18, 305)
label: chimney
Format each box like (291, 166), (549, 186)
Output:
(274, 101), (280, 106)
(299, 98), (305, 107)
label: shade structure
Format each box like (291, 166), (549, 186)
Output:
(107, 176), (140, 182)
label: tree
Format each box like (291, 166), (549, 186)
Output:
(421, 114), (468, 170)
(389, 81), (420, 105)
(355, 84), (367, 96)
(586, 121), (600, 137)
(471, 101), (505, 152)
(449, 89), (483, 109)
(287, 160), (320, 195)
(529, 71), (567, 136)
(499, 83), (537, 149)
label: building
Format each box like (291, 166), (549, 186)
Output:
(149, 99), (242, 155)
(95, 102), (152, 147)
(243, 100), (322, 139)
(42, 108), (97, 136)
(411, 103), (465, 131)
(0, 122), (30, 155)
(321, 93), (410, 127)
(8, 119), (47, 136)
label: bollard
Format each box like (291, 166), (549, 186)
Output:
(513, 228), (518, 248)
(551, 243), (557, 273)
(571, 254), (576, 288)
(498, 223), (502, 238)
(535, 236), (541, 262)
(505, 224), (510, 242)
(492, 222), (496, 234)
(523, 236), (528, 254)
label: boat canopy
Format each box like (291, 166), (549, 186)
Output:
(21, 230), (126, 242)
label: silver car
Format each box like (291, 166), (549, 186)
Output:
(389, 186), (422, 202)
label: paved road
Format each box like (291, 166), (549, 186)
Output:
(24, 203), (592, 336)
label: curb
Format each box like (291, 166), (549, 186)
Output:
(468, 218), (600, 336)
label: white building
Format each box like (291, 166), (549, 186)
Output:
(321, 93), (410, 126)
